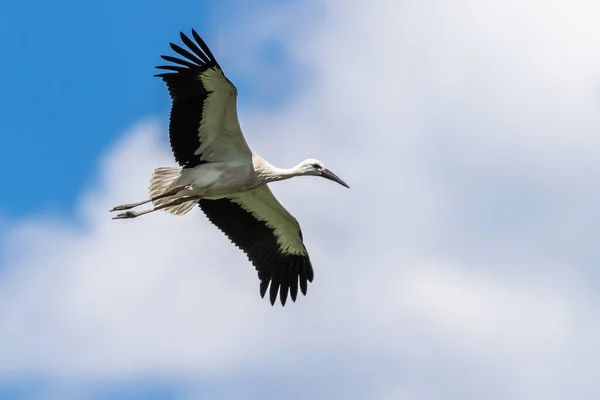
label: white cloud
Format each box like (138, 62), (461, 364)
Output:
(1, 0), (600, 398)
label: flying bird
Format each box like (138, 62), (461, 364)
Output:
(110, 29), (349, 306)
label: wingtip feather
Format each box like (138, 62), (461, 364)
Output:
(279, 285), (289, 306)
(260, 280), (269, 299)
(269, 279), (279, 306)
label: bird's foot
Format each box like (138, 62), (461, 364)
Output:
(110, 204), (135, 212)
(112, 211), (140, 220)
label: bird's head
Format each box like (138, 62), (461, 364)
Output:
(298, 158), (350, 188)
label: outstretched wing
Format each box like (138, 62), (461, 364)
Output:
(198, 186), (314, 306)
(155, 29), (252, 168)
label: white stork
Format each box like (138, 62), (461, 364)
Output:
(110, 29), (349, 306)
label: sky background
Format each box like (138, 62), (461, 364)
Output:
(1, 0), (599, 399)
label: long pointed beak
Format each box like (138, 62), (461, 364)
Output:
(320, 169), (350, 188)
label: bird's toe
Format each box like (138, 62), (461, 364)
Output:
(112, 211), (138, 220)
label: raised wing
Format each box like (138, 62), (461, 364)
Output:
(198, 186), (314, 306)
(155, 29), (252, 168)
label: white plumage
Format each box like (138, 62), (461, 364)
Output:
(111, 29), (349, 306)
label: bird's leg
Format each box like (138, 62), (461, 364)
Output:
(109, 185), (192, 212)
(112, 195), (201, 220)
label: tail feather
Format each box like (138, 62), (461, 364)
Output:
(149, 167), (197, 216)
(149, 167), (182, 198)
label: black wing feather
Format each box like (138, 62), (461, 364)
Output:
(155, 30), (224, 168)
(180, 32), (212, 64)
(198, 199), (314, 306)
(155, 65), (188, 73)
(169, 42), (204, 66)
(192, 29), (219, 63)
(160, 55), (198, 69)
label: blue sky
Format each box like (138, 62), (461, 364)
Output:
(0, 0), (295, 218)
(1, 0), (599, 399)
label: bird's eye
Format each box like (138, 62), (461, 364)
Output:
(311, 163), (321, 169)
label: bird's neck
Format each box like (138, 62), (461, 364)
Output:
(261, 163), (304, 183)
(267, 166), (302, 182)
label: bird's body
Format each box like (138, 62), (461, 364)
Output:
(111, 29), (348, 306)
(180, 159), (256, 196)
